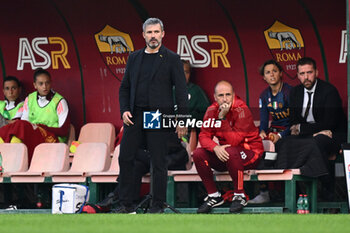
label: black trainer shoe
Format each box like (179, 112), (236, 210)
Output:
(229, 195), (247, 213)
(197, 196), (224, 214)
(98, 192), (119, 207)
(147, 201), (165, 214)
(112, 205), (136, 214)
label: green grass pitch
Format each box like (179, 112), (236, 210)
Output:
(1, 214), (350, 233)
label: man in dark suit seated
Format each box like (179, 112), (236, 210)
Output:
(276, 57), (347, 200)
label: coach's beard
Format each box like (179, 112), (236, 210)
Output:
(147, 38), (161, 49)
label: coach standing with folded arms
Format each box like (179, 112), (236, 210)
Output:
(117, 18), (188, 213)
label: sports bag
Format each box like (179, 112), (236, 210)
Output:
(52, 183), (89, 214)
(81, 203), (110, 213)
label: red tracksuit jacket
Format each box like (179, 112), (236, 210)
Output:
(199, 95), (264, 156)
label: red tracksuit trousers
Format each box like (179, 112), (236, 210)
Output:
(193, 146), (261, 194)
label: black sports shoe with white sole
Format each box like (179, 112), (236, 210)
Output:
(229, 195), (247, 213)
(197, 196), (224, 214)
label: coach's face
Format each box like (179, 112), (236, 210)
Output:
(143, 23), (164, 51)
(214, 82), (234, 106)
(297, 64), (318, 90)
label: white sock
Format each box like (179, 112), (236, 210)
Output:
(234, 192), (245, 198)
(208, 192), (221, 198)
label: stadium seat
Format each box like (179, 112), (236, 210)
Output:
(0, 143), (28, 182)
(10, 143), (69, 183)
(78, 123), (116, 152)
(214, 170), (253, 181)
(89, 145), (120, 183)
(51, 142), (111, 183)
(256, 169), (300, 180)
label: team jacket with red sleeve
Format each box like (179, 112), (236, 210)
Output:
(199, 95), (264, 156)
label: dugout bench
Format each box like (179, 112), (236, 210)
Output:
(166, 167), (318, 213)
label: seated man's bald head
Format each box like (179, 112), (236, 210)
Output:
(214, 80), (234, 94)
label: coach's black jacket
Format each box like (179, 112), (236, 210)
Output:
(119, 45), (188, 117)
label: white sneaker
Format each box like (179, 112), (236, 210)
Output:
(248, 191), (270, 204)
(5, 205), (17, 210)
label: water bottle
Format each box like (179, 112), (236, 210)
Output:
(36, 193), (43, 208)
(0, 152), (3, 173)
(297, 194), (304, 214)
(303, 194), (310, 214)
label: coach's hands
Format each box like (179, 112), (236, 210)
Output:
(213, 144), (231, 162)
(122, 111), (134, 126)
(218, 102), (231, 120)
(176, 125), (187, 139)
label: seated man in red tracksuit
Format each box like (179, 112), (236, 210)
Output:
(193, 80), (264, 214)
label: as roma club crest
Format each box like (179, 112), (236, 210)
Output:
(264, 20), (305, 80)
(95, 25), (134, 81)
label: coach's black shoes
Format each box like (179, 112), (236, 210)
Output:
(147, 202), (165, 214)
(197, 196), (224, 214)
(229, 194), (247, 213)
(98, 192), (119, 207)
(147, 206), (165, 214)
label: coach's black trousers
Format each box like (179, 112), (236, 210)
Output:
(118, 107), (169, 206)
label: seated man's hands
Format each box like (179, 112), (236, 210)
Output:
(218, 102), (231, 119)
(260, 130), (280, 144)
(268, 132), (280, 144)
(213, 144), (231, 162)
(259, 130), (267, 139)
(313, 130), (332, 138)
(290, 124), (300, 135)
